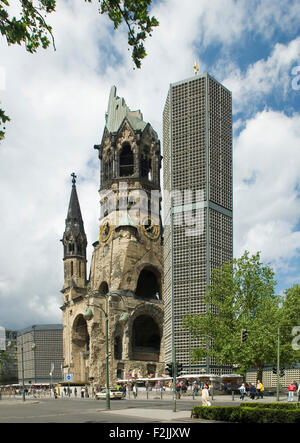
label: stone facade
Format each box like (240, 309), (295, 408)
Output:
(61, 87), (165, 387)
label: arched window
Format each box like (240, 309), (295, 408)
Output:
(114, 336), (122, 360)
(135, 268), (161, 300)
(120, 143), (134, 176)
(99, 281), (109, 296)
(140, 146), (152, 181)
(132, 315), (161, 361)
(104, 153), (113, 180)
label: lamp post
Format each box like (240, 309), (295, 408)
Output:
(21, 344), (25, 402)
(276, 326), (280, 402)
(86, 291), (128, 411)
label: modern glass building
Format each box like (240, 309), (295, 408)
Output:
(163, 73), (233, 374)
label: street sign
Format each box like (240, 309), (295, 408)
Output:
(64, 373), (74, 382)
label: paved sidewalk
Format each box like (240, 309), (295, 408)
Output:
(100, 408), (193, 422)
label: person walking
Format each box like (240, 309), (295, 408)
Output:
(297, 383), (300, 402)
(256, 380), (264, 399)
(132, 383), (138, 399)
(249, 383), (256, 400)
(288, 382), (297, 402)
(201, 385), (210, 406)
(239, 383), (246, 400)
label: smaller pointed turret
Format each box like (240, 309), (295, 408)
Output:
(62, 173), (87, 291)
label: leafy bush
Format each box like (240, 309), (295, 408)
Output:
(192, 405), (300, 423)
(242, 402), (299, 409)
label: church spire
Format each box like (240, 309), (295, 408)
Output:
(62, 174), (87, 291)
(65, 172), (85, 235)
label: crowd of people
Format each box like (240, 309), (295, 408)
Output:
(237, 380), (300, 402)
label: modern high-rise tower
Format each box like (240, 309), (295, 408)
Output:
(163, 73), (233, 374)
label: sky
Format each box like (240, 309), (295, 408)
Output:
(0, 0), (300, 330)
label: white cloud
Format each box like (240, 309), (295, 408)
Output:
(234, 110), (300, 270)
(1, 0), (300, 328)
(223, 37), (300, 114)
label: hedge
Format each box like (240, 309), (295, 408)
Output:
(242, 402), (300, 410)
(192, 405), (300, 423)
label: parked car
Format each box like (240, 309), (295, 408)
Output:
(96, 389), (123, 400)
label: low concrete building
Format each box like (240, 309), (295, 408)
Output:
(17, 324), (63, 384)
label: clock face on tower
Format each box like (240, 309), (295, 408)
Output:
(141, 216), (160, 240)
(99, 220), (112, 243)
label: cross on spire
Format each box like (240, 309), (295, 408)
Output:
(71, 172), (77, 186)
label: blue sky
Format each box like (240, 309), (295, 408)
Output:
(0, 0), (300, 329)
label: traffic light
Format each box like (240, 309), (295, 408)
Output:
(176, 362), (183, 377)
(165, 362), (174, 377)
(280, 367), (285, 377)
(272, 367), (277, 375)
(241, 329), (248, 343)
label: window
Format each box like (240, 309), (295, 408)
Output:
(120, 143), (134, 176)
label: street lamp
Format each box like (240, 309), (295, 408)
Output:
(86, 290), (128, 411)
(21, 344), (25, 402)
(20, 342), (36, 402)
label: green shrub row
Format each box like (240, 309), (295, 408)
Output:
(192, 405), (300, 423)
(242, 402), (300, 410)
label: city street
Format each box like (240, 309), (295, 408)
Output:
(0, 394), (291, 423)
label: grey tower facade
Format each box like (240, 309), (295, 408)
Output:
(163, 73), (233, 374)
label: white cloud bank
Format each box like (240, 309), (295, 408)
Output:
(0, 0), (300, 328)
(234, 110), (300, 270)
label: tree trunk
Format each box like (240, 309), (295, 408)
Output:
(256, 367), (263, 382)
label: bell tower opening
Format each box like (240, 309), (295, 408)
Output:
(120, 143), (134, 177)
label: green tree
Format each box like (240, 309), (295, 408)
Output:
(0, 350), (11, 373)
(0, 0), (158, 139)
(279, 284), (300, 365)
(183, 251), (282, 381)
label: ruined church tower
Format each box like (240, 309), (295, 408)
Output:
(61, 87), (164, 385)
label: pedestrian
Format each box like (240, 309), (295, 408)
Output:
(256, 380), (264, 399)
(176, 381), (181, 399)
(201, 385), (210, 406)
(288, 381), (297, 402)
(133, 383), (138, 399)
(81, 387), (85, 398)
(298, 384), (300, 402)
(239, 383), (246, 400)
(245, 382), (250, 396)
(74, 387), (77, 397)
(193, 382), (199, 396)
(249, 383), (256, 400)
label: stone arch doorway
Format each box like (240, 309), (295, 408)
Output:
(131, 315), (161, 362)
(72, 314), (90, 383)
(135, 267), (161, 300)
